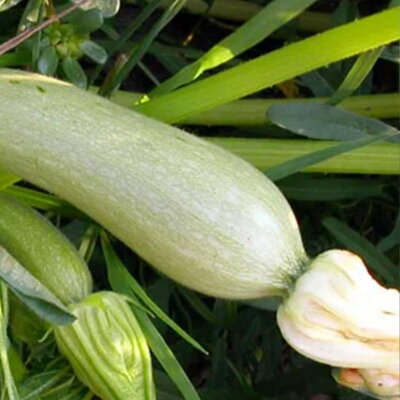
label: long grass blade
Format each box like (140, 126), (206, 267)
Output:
(101, 234), (207, 354)
(99, 0), (187, 97)
(135, 7), (400, 123)
(0, 171), (20, 191)
(264, 132), (398, 181)
(90, 0), (164, 85)
(328, 48), (383, 105)
(323, 217), (398, 285)
(100, 234), (203, 400)
(150, 0), (319, 96)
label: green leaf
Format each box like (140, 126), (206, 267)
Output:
(151, 0), (319, 96)
(136, 7), (400, 123)
(323, 217), (398, 285)
(69, 9), (104, 33)
(0, 247), (75, 325)
(101, 234), (207, 354)
(37, 46), (59, 76)
(278, 176), (386, 201)
(300, 70), (335, 97)
(267, 102), (399, 141)
(265, 132), (398, 181)
(62, 58), (87, 89)
(80, 41), (108, 64)
(0, 171), (20, 191)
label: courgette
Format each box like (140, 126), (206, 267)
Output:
(0, 69), (307, 299)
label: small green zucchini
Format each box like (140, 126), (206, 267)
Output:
(0, 193), (92, 304)
(0, 69), (306, 299)
(54, 291), (155, 400)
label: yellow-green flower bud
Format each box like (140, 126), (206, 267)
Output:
(54, 291), (155, 400)
(277, 250), (399, 374)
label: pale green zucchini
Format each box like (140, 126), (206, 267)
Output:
(0, 69), (307, 299)
(0, 193), (92, 304)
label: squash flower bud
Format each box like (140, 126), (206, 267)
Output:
(54, 291), (154, 400)
(277, 250), (399, 398)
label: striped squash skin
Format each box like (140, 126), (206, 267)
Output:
(54, 292), (155, 400)
(0, 69), (306, 299)
(0, 193), (92, 304)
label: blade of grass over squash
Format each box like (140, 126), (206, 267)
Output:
(101, 235), (202, 400)
(135, 7), (400, 123)
(150, 0), (319, 96)
(137, 311), (202, 400)
(328, 48), (383, 105)
(99, 0), (187, 97)
(2, 186), (86, 220)
(264, 132), (398, 181)
(0, 171), (20, 191)
(111, 90), (400, 125)
(323, 217), (398, 285)
(208, 138), (400, 175)
(101, 234), (207, 354)
(0, 247), (75, 325)
(267, 103), (399, 141)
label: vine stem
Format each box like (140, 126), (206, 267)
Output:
(0, 0), (88, 56)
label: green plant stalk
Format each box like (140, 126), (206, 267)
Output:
(209, 138), (400, 175)
(149, 0), (331, 30)
(135, 7), (400, 123)
(110, 91), (399, 126)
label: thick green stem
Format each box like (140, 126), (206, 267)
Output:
(209, 138), (400, 175)
(110, 91), (399, 126)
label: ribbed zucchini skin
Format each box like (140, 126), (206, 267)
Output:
(0, 69), (306, 299)
(54, 292), (154, 400)
(0, 193), (92, 304)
